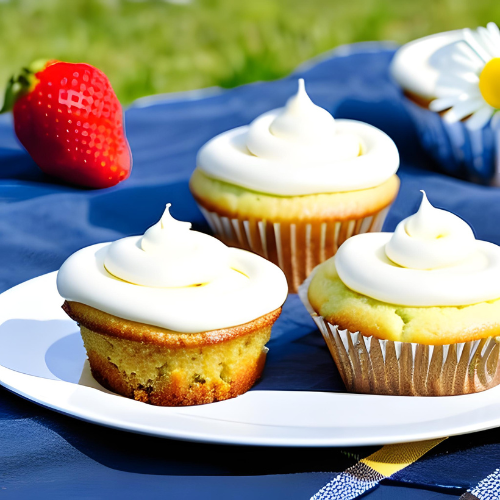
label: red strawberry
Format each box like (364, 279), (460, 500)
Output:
(1, 60), (131, 188)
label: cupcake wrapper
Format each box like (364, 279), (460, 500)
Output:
(298, 275), (500, 396)
(197, 204), (391, 293)
(402, 97), (498, 185)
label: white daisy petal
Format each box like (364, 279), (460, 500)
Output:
(438, 71), (477, 85)
(436, 75), (480, 96)
(443, 97), (485, 123)
(454, 40), (485, 67)
(430, 22), (500, 130)
(464, 82), (481, 94)
(435, 88), (463, 98)
(486, 22), (500, 54)
(465, 105), (494, 130)
(467, 86), (484, 100)
(487, 22), (500, 36)
(430, 96), (461, 112)
(451, 51), (484, 72)
(477, 27), (500, 58)
(459, 71), (479, 84)
(445, 69), (481, 85)
(463, 28), (491, 62)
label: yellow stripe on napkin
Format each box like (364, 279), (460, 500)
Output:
(312, 438), (448, 499)
(360, 438), (447, 477)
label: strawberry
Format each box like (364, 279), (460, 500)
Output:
(1, 60), (131, 188)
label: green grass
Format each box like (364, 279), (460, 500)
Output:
(0, 0), (499, 104)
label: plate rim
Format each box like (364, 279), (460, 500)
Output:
(2, 272), (500, 447)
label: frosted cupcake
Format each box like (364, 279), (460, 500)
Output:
(390, 23), (500, 184)
(57, 205), (288, 406)
(190, 79), (400, 293)
(300, 192), (500, 396)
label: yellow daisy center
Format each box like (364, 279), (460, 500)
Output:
(479, 57), (500, 109)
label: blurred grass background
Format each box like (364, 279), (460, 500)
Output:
(0, 0), (499, 104)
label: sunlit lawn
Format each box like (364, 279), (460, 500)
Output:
(0, 0), (499, 103)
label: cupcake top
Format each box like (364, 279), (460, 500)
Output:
(57, 205), (288, 333)
(197, 79), (399, 196)
(391, 23), (500, 130)
(331, 192), (500, 307)
(390, 30), (463, 100)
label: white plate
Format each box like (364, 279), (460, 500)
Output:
(1, 272), (500, 447)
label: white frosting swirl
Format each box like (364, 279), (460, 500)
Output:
(390, 31), (464, 100)
(104, 205), (229, 288)
(334, 192), (500, 306)
(385, 192), (476, 270)
(246, 79), (360, 162)
(57, 206), (288, 333)
(197, 79), (399, 196)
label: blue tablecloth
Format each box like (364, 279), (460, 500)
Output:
(2, 42), (500, 499)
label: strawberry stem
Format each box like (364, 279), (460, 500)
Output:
(0, 59), (51, 113)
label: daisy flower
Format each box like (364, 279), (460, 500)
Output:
(430, 22), (500, 130)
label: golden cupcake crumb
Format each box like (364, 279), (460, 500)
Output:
(63, 301), (280, 406)
(308, 259), (500, 345)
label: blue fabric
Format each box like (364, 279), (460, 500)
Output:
(401, 90), (498, 184)
(467, 468), (500, 500)
(0, 42), (499, 499)
(311, 463), (384, 500)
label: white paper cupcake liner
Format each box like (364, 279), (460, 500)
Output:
(402, 97), (499, 185)
(298, 273), (500, 396)
(197, 204), (390, 293)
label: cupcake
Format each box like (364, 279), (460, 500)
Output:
(190, 79), (400, 293)
(299, 192), (500, 396)
(390, 23), (500, 184)
(57, 205), (288, 406)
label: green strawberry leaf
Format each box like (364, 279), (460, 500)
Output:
(0, 60), (50, 113)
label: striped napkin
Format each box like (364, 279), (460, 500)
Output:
(311, 438), (500, 499)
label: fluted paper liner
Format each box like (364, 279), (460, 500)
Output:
(196, 204), (391, 293)
(298, 273), (500, 396)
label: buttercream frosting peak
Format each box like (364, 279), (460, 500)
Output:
(333, 191), (500, 306)
(406, 191), (440, 239)
(103, 204), (229, 288)
(269, 79), (336, 142)
(141, 204), (193, 255)
(161, 203), (191, 231)
(196, 79), (400, 196)
(386, 191), (476, 270)
(57, 206), (289, 332)
(246, 79), (359, 162)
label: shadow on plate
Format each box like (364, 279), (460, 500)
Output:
(0, 316), (357, 477)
